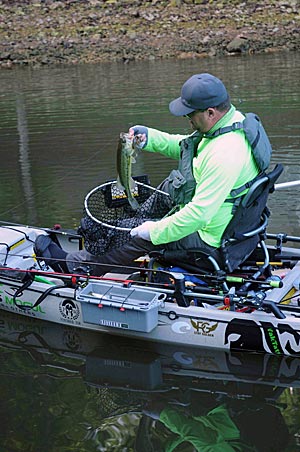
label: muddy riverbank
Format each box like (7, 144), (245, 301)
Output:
(0, 0), (299, 68)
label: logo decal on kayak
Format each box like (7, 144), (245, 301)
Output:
(59, 299), (80, 321)
(171, 321), (191, 334)
(191, 319), (218, 336)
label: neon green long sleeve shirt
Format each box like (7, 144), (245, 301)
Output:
(144, 106), (259, 248)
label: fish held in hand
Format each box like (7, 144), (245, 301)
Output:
(116, 132), (140, 210)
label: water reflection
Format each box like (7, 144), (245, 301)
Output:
(16, 95), (37, 223)
(0, 311), (300, 450)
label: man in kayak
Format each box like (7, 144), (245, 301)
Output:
(35, 73), (261, 275)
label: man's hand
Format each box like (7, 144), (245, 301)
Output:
(129, 125), (148, 149)
(130, 221), (155, 241)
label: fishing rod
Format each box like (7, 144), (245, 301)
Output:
(0, 253), (283, 299)
(0, 244), (284, 289)
(0, 265), (231, 304)
(0, 220), (81, 238)
(4, 264), (286, 318)
(0, 260), (289, 319)
(275, 180), (300, 190)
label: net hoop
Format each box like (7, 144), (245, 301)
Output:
(84, 180), (170, 232)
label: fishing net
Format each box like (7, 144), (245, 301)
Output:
(79, 175), (173, 256)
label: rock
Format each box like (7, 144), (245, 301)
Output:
(226, 35), (249, 53)
(128, 31), (137, 40)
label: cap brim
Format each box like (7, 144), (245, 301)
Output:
(169, 97), (195, 116)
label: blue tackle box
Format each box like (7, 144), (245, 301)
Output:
(76, 282), (166, 333)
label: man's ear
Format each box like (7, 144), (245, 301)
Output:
(207, 107), (216, 118)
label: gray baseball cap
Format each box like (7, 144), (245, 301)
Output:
(169, 73), (228, 116)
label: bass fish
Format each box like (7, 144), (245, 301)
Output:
(116, 132), (139, 210)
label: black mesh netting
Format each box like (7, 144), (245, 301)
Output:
(78, 178), (173, 256)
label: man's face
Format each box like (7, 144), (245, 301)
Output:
(186, 110), (208, 132)
(185, 108), (221, 133)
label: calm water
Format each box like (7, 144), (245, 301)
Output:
(0, 52), (300, 451)
(0, 52), (300, 232)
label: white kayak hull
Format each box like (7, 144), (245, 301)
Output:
(1, 223), (300, 356)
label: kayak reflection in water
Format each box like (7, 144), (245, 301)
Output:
(141, 394), (290, 452)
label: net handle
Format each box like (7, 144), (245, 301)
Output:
(84, 180), (170, 232)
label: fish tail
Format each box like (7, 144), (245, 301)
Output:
(129, 196), (139, 210)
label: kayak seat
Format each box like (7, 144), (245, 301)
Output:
(149, 163), (284, 276)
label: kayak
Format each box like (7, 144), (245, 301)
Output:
(1, 222), (300, 357)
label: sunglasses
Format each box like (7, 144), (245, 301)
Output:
(184, 109), (206, 119)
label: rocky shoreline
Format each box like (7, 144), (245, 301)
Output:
(0, 0), (299, 68)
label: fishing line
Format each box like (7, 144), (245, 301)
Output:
(0, 248), (284, 291)
(0, 252), (172, 284)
